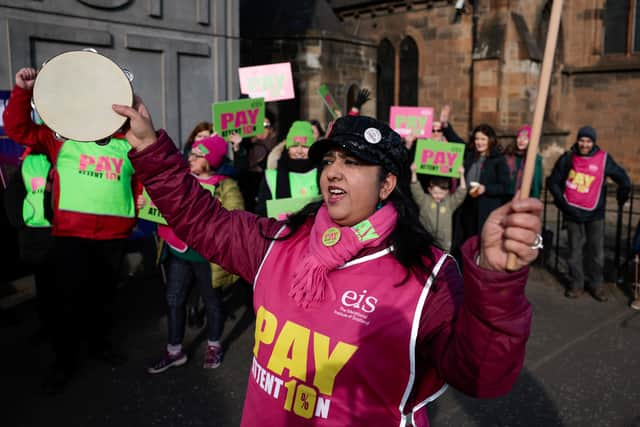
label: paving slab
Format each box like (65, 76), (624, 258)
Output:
(2, 265), (639, 427)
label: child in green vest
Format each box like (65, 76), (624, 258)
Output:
(255, 121), (320, 217)
(410, 164), (467, 251)
(144, 135), (244, 373)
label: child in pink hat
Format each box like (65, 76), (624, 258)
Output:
(143, 133), (244, 374)
(189, 135), (228, 172)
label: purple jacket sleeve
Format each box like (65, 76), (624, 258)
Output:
(419, 236), (532, 398)
(128, 132), (284, 282)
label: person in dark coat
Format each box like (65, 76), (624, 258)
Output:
(459, 124), (510, 243)
(548, 125), (630, 301)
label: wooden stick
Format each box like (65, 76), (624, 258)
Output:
(506, 0), (564, 271)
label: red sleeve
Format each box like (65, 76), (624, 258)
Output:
(418, 236), (532, 398)
(2, 85), (61, 159)
(128, 131), (283, 282)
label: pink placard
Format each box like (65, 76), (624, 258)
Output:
(389, 106), (434, 138)
(238, 62), (295, 102)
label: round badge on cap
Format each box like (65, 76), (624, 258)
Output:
(322, 227), (341, 247)
(364, 127), (382, 144)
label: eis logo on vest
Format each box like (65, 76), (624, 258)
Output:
(78, 154), (124, 181)
(333, 289), (378, 325)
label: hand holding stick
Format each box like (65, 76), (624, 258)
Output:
(505, 0), (564, 271)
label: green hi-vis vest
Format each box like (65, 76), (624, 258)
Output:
(265, 168), (318, 200)
(139, 182), (216, 224)
(56, 138), (135, 217)
(138, 188), (167, 225)
(21, 154), (52, 227)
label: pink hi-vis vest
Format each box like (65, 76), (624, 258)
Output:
(564, 151), (607, 211)
(242, 222), (449, 427)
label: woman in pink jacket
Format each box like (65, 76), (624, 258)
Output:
(114, 100), (542, 427)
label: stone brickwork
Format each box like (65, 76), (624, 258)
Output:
(558, 0), (640, 181)
(240, 33), (376, 139)
(563, 0), (604, 67)
(242, 0), (639, 181)
(344, 3), (474, 137)
(336, 0), (639, 181)
(566, 72), (640, 179)
(334, 0), (554, 141)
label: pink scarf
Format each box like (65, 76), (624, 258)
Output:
(289, 203), (398, 308)
(506, 153), (525, 192)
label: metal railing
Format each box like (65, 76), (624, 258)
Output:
(541, 184), (640, 290)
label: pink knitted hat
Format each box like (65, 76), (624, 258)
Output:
(517, 125), (532, 139)
(192, 135), (227, 169)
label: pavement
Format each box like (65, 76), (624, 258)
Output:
(1, 263), (639, 427)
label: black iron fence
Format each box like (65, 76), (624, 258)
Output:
(541, 184), (640, 292)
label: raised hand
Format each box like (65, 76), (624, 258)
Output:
(353, 88), (371, 109)
(16, 68), (38, 90)
(479, 197), (543, 272)
(112, 96), (157, 152)
(403, 133), (417, 150)
(439, 104), (451, 126)
(410, 162), (418, 183)
(227, 132), (242, 152)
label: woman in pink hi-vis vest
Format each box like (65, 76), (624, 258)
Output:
(114, 99), (542, 427)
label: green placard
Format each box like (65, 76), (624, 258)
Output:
(266, 196), (322, 220)
(212, 98), (265, 139)
(138, 184), (216, 225)
(318, 84), (342, 119)
(414, 139), (465, 177)
(137, 188), (167, 224)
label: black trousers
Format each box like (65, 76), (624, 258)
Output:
(52, 236), (126, 368)
(18, 227), (55, 329)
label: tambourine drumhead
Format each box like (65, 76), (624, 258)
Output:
(33, 50), (133, 142)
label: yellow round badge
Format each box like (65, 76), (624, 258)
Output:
(322, 227), (341, 247)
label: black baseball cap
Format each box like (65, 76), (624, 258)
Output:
(309, 115), (408, 175)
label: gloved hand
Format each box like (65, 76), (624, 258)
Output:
(353, 88), (371, 109)
(617, 188), (630, 207)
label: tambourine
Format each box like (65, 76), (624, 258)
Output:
(32, 49), (133, 143)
